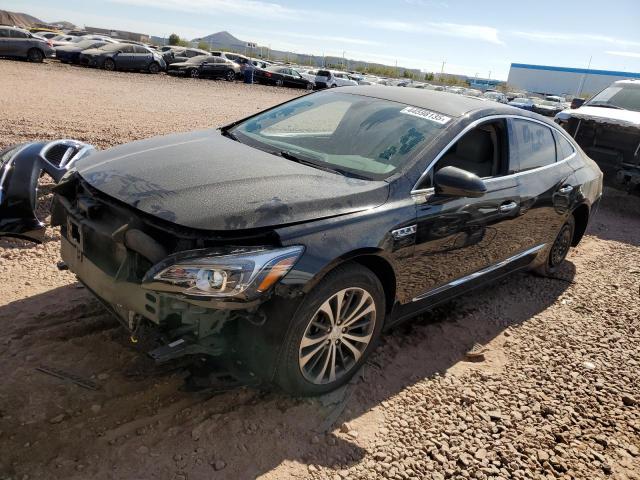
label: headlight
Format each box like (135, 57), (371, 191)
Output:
(144, 246), (304, 300)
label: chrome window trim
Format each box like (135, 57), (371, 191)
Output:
(410, 114), (578, 195)
(411, 243), (546, 302)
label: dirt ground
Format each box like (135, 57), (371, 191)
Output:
(0, 60), (639, 480)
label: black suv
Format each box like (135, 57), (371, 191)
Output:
(0, 87), (603, 395)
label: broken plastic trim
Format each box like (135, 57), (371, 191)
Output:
(0, 139), (95, 242)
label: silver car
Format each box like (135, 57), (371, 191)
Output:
(0, 26), (55, 62)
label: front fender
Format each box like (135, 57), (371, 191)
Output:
(0, 140), (95, 242)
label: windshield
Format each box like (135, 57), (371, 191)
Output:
(229, 91), (449, 179)
(540, 100), (559, 106)
(587, 83), (640, 112)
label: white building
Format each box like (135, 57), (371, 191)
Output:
(507, 63), (640, 97)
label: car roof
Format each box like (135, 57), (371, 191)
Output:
(336, 85), (528, 117)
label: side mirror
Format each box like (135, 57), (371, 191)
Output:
(434, 166), (487, 198)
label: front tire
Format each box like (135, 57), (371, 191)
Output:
(148, 61), (160, 74)
(225, 69), (235, 82)
(535, 215), (575, 276)
(189, 68), (200, 78)
(274, 263), (385, 396)
(103, 58), (116, 71)
(27, 48), (44, 63)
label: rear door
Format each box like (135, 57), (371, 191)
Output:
(508, 118), (576, 251)
(131, 45), (152, 70)
(0, 28), (9, 55)
(6, 28), (30, 56)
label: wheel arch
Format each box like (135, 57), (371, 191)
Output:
(301, 248), (397, 314)
(571, 202), (591, 246)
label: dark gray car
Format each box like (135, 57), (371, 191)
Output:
(0, 26), (55, 62)
(79, 43), (166, 73)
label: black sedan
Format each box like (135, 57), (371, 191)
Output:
(167, 55), (239, 80)
(79, 43), (166, 73)
(0, 87), (602, 395)
(55, 39), (109, 64)
(254, 66), (314, 89)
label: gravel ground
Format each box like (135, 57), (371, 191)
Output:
(0, 60), (638, 480)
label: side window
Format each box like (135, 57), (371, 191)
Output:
(132, 46), (147, 54)
(428, 120), (509, 185)
(510, 119), (557, 171)
(120, 44), (135, 53)
(554, 131), (575, 161)
(10, 30), (28, 38)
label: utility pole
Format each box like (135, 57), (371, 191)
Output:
(440, 59), (446, 81)
(576, 55), (592, 97)
(342, 50), (346, 70)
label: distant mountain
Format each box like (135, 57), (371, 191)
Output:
(0, 9), (43, 28)
(192, 30), (246, 49)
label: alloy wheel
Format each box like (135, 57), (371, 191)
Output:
(298, 287), (376, 385)
(28, 49), (44, 63)
(190, 68), (200, 78)
(104, 59), (115, 71)
(225, 70), (235, 81)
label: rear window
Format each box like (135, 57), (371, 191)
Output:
(317, 70), (331, 77)
(555, 132), (575, 160)
(510, 119), (557, 171)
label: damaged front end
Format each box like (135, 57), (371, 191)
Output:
(556, 112), (640, 196)
(49, 173), (304, 381)
(0, 140), (95, 241)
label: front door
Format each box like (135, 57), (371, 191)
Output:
(403, 119), (529, 311)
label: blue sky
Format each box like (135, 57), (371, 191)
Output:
(4, 0), (640, 79)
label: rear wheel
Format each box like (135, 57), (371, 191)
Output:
(189, 68), (200, 78)
(274, 263), (385, 396)
(306, 82), (314, 91)
(148, 61), (160, 74)
(275, 78), (284, 87)
(225, 69), (235, 82)
(103, 58), (116, 71)
(27, 48), (44, 63)
(535, 215), (575, 276)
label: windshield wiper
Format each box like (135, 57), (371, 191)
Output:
(276, 150), (370, 179)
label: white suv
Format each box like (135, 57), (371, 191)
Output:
(313, 69), (358, 89)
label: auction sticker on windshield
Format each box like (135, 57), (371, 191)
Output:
(400, 107), (451, 125)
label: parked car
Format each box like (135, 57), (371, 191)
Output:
(533, 99), (565, 116)
(0, 26), (54, 62)
(254, 66), (314, 89)
(167, 47), (210, 64)
(570, 98), (586, 109)
(210, 51), (249, 64)
(555, 79), (640, 195)
(167, 55), (239, 80)
(0, 87), (602, 395)
(508, 97), (536, 111)
(33, 32), (60, 40)
(79, 43), (166, 73)
(313, 69), (358, 89)
(55, 39), (110, 64)
(483, 91), (508, 103)
(50, 35), (77, 47)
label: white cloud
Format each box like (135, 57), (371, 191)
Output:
(254, 30), (380, 47)
(605, 50), (640, 59)
(109, 0), (300, 19)
(510, 30), (640, 49)
(363, 19), (502, 44)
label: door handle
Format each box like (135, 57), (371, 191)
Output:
(558, 185), (574, 194)
(499, 201), (518, 213)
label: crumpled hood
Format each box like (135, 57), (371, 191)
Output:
(556, 106), (640, 128)
(74, 130), (389, 231)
